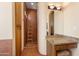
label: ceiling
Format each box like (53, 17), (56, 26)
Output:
(48, 2), (63, 6)
(25, 2), (37, 9)
(25, 2), (70, 9)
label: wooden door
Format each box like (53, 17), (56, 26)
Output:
(25, 9), (37, 43)
(15, 2), (23, 56)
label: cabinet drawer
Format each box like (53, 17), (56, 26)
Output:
(67, 43), (77, 48)
(55, 45), (66, 50)
(55, 43), (77, 50)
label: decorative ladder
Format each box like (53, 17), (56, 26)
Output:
(27, 22), (33, 43)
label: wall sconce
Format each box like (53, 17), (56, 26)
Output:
(48, 5), (62, 11)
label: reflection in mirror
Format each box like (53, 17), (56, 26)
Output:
(49, 11), (54, 35)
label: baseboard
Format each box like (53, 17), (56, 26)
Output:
(37, 48), (47, 56)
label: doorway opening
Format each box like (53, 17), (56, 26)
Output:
(22, 2), (39, 55)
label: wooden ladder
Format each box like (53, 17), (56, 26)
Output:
(27, 23), (33, 43)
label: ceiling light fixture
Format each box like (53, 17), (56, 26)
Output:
(31, 2), (34, 5)
(48, 5), (62, 10)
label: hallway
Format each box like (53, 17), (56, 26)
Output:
(21, 43), (41, 56)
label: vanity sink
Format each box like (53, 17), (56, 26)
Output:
(47, 34), (78, 56)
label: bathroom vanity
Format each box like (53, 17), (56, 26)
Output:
(47, 35), (78, 56)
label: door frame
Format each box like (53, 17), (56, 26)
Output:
(12, 2), (16, 56)
(13, 2), (38, 56)
(24, 8), (38, 44)
(12, 2), (24, 56)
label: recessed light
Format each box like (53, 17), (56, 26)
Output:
(31, 2), (34, 5)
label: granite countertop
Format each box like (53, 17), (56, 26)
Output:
(47, 34), (79, 45)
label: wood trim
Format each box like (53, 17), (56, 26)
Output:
(21, 2), (25, 51)
(15, 2), (22, 56)
(12, 2), (16, 56)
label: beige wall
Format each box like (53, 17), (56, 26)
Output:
(0, 2), (13, 40)
(0, 2), (15, 56)
(54, 2), (79, 38)
(54, 2), (79, 56)
(54, 11), (64, 35)
(64, 3), (79, 38)
(37, 2), (47, 55)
